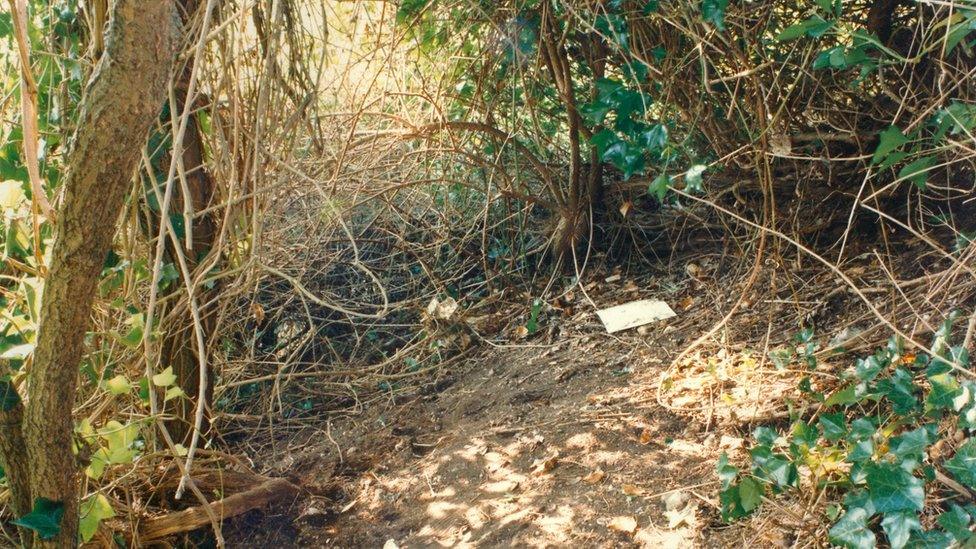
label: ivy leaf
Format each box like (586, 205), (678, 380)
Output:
(889, 428), (930, 461)
(0, 13), (12, 39)
(819, 412), (847, 441)
(640, 124), (668, 151)
(937, 504), (972, 542)
(881, 511), (921, 549)
(590, 129), (620, 157)
(872, 126), (909, 165)
(825, 384), (860, 407)
(829, 506), (877, 549)
(865, 462), (924, 513)
(945, 439), (976, 488)
(701, 0), (729, 31)
(717, 452), (738, 489)
(926, 372), (961, 411)
(898, 156), (935, 190)
(738, 476), (763, 512)
(396, 0), (431, 24)
(906, 530), (953, 547)
(877, 368), (919, 414)
(152, 366), (177, 388)
(0, 378), (21, 412)
(775, 16), (834, 41)
(752, 426), (779, 446)
(648, 174), (670, 202)
(579, 101), (613, 126)
(12, 498), (64, 541)
(685, 164), (707, 193)
(164, 386), (185, 402)
(749, 446), (797, 490)
(79, 494), (115, 543)
(105, 375), (132, 396)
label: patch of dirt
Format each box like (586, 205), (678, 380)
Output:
(222, 262), (839, 547)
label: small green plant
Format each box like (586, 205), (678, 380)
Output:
(720, 313), (976, 548)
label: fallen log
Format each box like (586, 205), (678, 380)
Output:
(136, 477), (301, 543)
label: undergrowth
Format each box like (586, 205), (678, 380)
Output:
(722, 313), (976, 548)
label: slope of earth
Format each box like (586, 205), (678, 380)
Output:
(218, 255), (828, 547)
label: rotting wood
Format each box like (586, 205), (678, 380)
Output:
(136, 477), (301, 543)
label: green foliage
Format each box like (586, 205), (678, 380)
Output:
(79, 494), (115, 543)
(721, 317), (976, 547)
(13, 498), (64, 541)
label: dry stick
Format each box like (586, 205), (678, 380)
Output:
(139, 153), (224, 547)
(160, 0), (220, 503)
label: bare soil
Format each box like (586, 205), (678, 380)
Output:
(220, 262), (835, 548)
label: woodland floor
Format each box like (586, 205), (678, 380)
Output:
(219, 247), (877, 548)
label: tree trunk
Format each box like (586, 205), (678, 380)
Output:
(19, 1), (179, 546)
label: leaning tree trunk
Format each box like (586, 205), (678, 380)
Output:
(15, 2), (179, 546)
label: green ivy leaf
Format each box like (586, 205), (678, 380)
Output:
(396, 0), (431, 24)
(640, 124), (668, 151)
(937, 504), (972, 542)
(877, 368), (919, 414)
(0, 378), (21, 412)
(749, 446), (797, 490)
(825, 384), (860, 407)
(865, 462), (924, 513)
(819, 412), (847, 441)
(79, 494), (115, 543)
(829, 506), (877, 549)
(889, 428), (930, 461)
(906, 529), (953, 547)
(13, 498), (64, 541)
(717, 452), (738, 489)
(898, 156), (935, 190)
(739, 476), (763, 512)
(926, 373), (961, 411)
(881, 511), (921, 549)
(775, 16), (834, 41)
(872, 126), (909, 165)
(946, 439), (976, 488)
(648, 174), (670, 202)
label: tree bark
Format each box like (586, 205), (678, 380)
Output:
(21, 1), (179, 546)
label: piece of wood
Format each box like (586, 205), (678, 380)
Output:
(137, 477), (300, 543)
(596, 299), (676, 333)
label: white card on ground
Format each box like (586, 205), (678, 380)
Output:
(596, 299), (676, 333)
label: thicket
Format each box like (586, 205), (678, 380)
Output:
(0, 0), (974, 546)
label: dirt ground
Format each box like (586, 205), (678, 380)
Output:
(216, 259), (835, 548)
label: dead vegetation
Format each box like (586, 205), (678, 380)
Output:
(0, 0), (975, 546)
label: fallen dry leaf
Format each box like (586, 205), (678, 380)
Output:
(582, 469), (606, 484)
(250, 303), (265, 323)
(639, 429), (653, 445)
(531, 453), (559, 475)
(618, 201), (632, 218)
(608, 515), (639, 536)
(621, 484), (643, 496)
